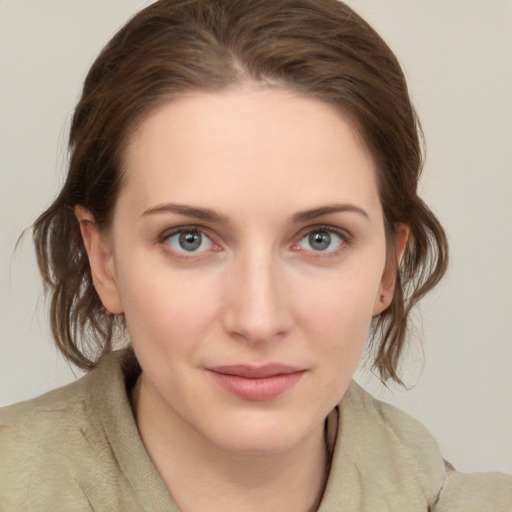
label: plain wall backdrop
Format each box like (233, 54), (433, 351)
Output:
(1, 0), (511, 474)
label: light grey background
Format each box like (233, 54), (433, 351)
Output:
(1, 1), (511, 474)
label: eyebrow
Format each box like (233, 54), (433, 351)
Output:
(141, 202), (369, 224)
(291, 204), (369, 223)
(141, 203), (229, 224)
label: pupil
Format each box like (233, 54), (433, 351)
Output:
(309, 231), (331, 250)
(179, 231), (201, 251)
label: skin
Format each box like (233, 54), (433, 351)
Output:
(77, 86), (408, 511)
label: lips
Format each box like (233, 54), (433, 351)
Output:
(207, 364), (305, 401)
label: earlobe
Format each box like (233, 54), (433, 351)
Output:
(372, 224), (410, 315)
(74, 206), (124, 314)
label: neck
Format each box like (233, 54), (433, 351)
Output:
(131, 373), (337, 512)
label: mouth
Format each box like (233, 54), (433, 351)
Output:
(207, 364), (305, 401)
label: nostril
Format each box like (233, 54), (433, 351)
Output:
(221, 291), (292, 344)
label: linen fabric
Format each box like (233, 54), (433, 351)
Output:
(1, 350), (510, 511)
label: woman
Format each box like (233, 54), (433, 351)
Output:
(1, 1), (510, 510)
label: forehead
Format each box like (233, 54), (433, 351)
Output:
(119, 87), (381, 220)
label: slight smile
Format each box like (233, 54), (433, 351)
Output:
(207, 365), (306, 401)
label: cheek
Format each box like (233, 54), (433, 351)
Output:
(297, 266), (382, 338)
(115, 257), (221, 352)
(294, 263), (384, 384)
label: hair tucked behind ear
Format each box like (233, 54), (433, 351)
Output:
(33, 0), (448, 382)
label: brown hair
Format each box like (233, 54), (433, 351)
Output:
(33, 0), (448, 383)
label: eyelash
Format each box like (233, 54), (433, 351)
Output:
(157, 224), (353, 259)
(293, 225), (352, 257)
(158, 226), (220, 258)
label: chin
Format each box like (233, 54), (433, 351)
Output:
(213, 431), (301, 456)
(201, 409), (320, 455)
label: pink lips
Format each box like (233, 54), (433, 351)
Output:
(208, 364), (305, 401)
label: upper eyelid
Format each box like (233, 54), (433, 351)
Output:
(297, 224), (352, 239)
(159, 224), (212, 241)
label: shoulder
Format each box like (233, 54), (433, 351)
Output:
(328, 382), (512, 511)
(0, 376), (92, 510)
(343, 381), (447, 471)
(0, 375), (89, 457)
(0, 375), (87, 432)
(435, 470), (512, 511)
(361, 385), (512, 510)
(0, 348), (136, 443)
(334, 381), (446, 506)
(0, 349), (160, 512)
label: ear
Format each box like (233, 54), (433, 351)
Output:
(372, 224), (410, 315)
(75, 206), (124, 314)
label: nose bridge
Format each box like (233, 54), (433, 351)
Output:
(223, 244), (291, 343)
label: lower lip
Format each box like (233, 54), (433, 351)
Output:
(208, 371), (304, 401)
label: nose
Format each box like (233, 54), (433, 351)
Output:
(221, 249), (293, 344)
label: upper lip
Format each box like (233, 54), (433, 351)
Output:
(208, 364), (304, 379)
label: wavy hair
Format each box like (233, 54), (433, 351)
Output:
(33, 0), (448, 383)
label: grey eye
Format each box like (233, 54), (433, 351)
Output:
(165, 230), (213, 253)
(298, 229), (344, 252)
(179, 231), (202, 251)
(308, 231), (331, 251)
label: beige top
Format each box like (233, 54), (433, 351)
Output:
(1, 349), (511, 511)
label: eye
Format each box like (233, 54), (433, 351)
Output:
(297, 228), (345, 252)
(164, 228), (213, 253)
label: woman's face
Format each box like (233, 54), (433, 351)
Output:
(85, 87), (397, 454)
